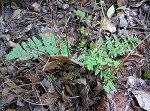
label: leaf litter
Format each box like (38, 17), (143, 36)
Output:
(0, 0), (150, 110)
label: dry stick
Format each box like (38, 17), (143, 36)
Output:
(103, 34), (150, 86)
(42, 57), (50, 71)
(12, 90), (49, 106)
(113, 34), (150, 76)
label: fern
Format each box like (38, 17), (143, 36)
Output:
(6, 34), (70, 60)
(78, 34), (140, 92)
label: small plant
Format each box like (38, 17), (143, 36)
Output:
(74, 9), (85, 18)
(6, 33), (70, 60)
(49, 75), (58, 81)
(78, 38), (87, 49)
(78, 34), (140, 92)
(74, 9), (92, 36)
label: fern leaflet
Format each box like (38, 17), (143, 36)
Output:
(6, 33), (70, 60)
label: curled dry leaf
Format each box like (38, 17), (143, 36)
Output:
(81, 85), (95, 108)
(43, 55), (82, 71)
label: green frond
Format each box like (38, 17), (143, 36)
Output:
(78, 34), (140, 92)
(6, 33), (70, 60)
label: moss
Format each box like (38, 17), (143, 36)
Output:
(142, 65), (150, 79)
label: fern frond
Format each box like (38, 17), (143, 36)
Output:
(78, 33), (140, 77)
(6, 33), (70, 60)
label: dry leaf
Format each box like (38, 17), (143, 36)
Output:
(76, 78), (87, 85)
(62, 73), (74, 80)
(9, 41), (16, 48)
(100, 18), (116, 32)
(43, 61), (60, 71)
(6, 109), (16, 111)
(66, 85), (75, 96)
(98, 95), (106, 111)
(4, 78), (26, 93)
(40, 93), (58, 109)
(132, 90), (150, 111)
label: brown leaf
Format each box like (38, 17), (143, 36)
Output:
(25, 74), (41, 83)
(76, 78), (87, 85)
(117, 0), (126, 6)
(51, 55), (73, 64)
(66, 85), (75, 96)
(94, 81), (103, 97)
(81, 85), (95, 108)
(40, 93), (58, 109)
(43, 55), (78, 71)
(6, 109), (16, 111)
(4, 78), (26, 93)
(43, 61), (60, 71)
(62, 73), (74, 80)
(98, 95), (106, 111)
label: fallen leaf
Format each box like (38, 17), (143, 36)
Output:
(76, 78), (87, 85)
(6, 109), (16, 111)
(132, 90), (150, 111)
(81, 85), (95, 109)
(94, 81), (103, 97)
(43, 61), (60, 71)
(98, 95), (106, 111)
(40, 93), (58, 110)
(66, 85), (75, 96)
(4, 78), (26, 93)
(2, 93), (17, 104)
(62, 73), (74, 80)
(9, 41), (16, 48)
(100, 18), (116, 32)
(25, 74), (41, 83)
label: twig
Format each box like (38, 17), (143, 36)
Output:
(113, 34), (150, 75)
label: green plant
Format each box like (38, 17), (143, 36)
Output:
(74, 9), (92, 36)
(6, 33), (70, 60)
(49, 75), (58, 81)
(78, 38), (87, 49)
(78, 34), (140, 92)
(74, 9), (85, 18)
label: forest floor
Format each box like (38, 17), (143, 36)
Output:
(0, 0), (150, 111)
